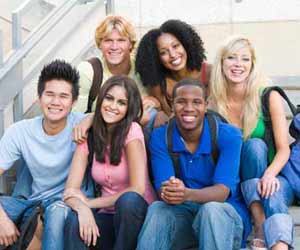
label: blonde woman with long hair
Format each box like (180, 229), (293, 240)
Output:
(209, 35), (294, 250)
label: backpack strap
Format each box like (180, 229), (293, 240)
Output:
(206, 111), (219, 165)
(86, 57), (103, 113)
(17, 201), (42, 250)
(262, 86), (297, 116)
(166, 117), (181, 178)
(261, 86), (298, 147)
(201, 62), (207, 85)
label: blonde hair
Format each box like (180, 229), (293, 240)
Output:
(209, 35), (269, 139)
(95, 15), (137, 51)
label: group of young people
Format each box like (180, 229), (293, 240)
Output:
(0, 14), (297, 250)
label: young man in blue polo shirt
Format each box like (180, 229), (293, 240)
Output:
(0, 60), (93, 250)
(137, 79), (251, 250)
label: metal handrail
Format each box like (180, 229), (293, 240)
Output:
(0, 31), (3, 66)
(0, 0), (78, 79)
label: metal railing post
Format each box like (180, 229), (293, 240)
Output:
(12, 11), (22, 49)
(13, 93), (24, 122)
(0, 31), (3, 67)
(0, 107), (5, 193)
(105, 0), (115, 14)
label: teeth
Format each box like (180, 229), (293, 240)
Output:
(182, 116), (195, 122)
(171, 57), (181, 66)
(48, 108), (62, 113)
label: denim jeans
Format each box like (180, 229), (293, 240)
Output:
(0, 196), (70, 250)
(64, 191), (148, 250)
(240, 138), (295, 249)
(137, 201), (244, 250)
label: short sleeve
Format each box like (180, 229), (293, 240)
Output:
(213, 123), (243, 194)
(125, 122), (144, 145)
(0, 123), (22, 170)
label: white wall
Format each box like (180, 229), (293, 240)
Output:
(113, 0), (300, 77)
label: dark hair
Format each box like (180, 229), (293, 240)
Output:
(37, 59), (80, 101)
(92, 75), (143, 165)
(136, 19), (206, 89)
(172, 79), (207, 101)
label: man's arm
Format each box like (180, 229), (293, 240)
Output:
(160, 177), (230, 205)
(0, 167), (20, 247)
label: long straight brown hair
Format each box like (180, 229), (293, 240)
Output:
(92, 75), (143, 165)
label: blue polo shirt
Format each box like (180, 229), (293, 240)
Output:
(149, 117), (251, 245)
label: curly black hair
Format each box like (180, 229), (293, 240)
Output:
(37, 59), (80, 101)
(135, 19), (206, 88)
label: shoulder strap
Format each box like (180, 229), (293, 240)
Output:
(262, 86), (297, 117)
(166, 117), (181, 178)
(261, 86), (299, 150)
(86, 57), (103, 113)
(206, 110), (221, 165)
(201, 62), (207, 85)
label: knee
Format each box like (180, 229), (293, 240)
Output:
(240, 138), (268, 180)
(115, 192), (147, 215)
(44, 201), (70, 220)
(263, 193), (288, 217)
(145, 201), (173, 222)
(198, 202), (223, 220)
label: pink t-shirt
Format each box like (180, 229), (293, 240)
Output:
(78, 122), (156, 213)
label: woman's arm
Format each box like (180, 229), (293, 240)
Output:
(259, 90), (290, 198)
(64, 147), (99, 247)
(88, 138), (146, 209)
(149, 85), (172, 116)
(64, 146), (89, 210)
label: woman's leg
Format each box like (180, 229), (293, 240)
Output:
(240, 139), (268, 245)
(113, 191), (148, 250)
(262, 176), (294, 250)
(92, 213), (115, 250)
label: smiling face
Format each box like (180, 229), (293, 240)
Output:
(157, 32), (187, 72)
(222, 45), (252, 85)
(173, 85), (206, 132)
(100, 29), (132, 67)
(39, 79), (74, 129)
(101, 85), (128, 126)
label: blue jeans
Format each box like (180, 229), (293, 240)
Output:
(240, 138), (295, 249)
(137, 201), (244, 250)
(0, 196), (70, 250)
(64, 191), (148, 250)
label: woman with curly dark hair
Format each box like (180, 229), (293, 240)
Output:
(136, 19), (210, 116)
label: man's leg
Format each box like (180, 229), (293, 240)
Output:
(262, 176), (294, 249)
(193, 202), (244, 250)
(42, 199), (70, 250)
(0, 196), (33, 249)
(113, 191), (148, 250)
(137, 201), (197, 250)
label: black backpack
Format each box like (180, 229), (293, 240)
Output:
(85, 57), (103, 113)
(164, 110), (227, 178)
(261, 86), (300, 199)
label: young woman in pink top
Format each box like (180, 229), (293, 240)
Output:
(63, 75), (156, 250)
